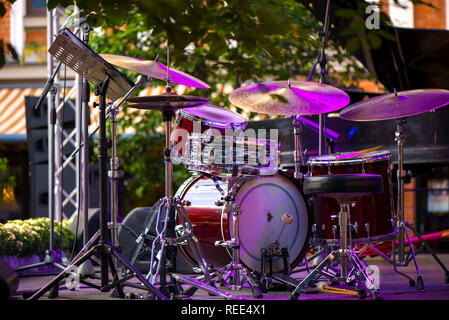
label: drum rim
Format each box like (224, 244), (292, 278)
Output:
(176, 105), (247, 129)
(175, 171), (312, 272)
(307, 150), (391, 166)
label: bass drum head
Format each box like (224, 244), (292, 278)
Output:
(232, 174), (310, 272)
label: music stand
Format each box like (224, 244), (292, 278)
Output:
(27, 29), (167, 300)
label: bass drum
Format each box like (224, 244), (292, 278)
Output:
(175, 172), (311, 273)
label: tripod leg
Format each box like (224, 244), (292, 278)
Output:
(108, 254), (125, 298)
(289, 251), (335, 300)
(406, 224), (449, 283)
(240, 268), (263, 298)
(403, 223), (424, 291)
(110, 246), (168, 300)
(27, 245), (98, 300)
(349, 251), (381, 299)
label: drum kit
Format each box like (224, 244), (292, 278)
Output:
(97, 47), (449, 300)
(29, 21), (449, 301)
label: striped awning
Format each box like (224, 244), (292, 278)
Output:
(0, 85), (190, 137)
(0, 83), (256, 140)
(0, 87), (44, 135)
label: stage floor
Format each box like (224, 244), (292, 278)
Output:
(11, 253), (449, 301)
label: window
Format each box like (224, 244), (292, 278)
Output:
(26, 0), (47, 17)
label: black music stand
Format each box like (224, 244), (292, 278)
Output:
(27, 29), (167, 300)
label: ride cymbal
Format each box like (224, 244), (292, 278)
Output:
(339, 89), (449, 121)
(228, 80), (350, 116)
(100, 54), (210, 89)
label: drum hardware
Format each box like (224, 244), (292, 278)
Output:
(340, 89), (449, 290)
(26, 30), (169, 300)
(210, 177), (264, 298)
(292, 116), (306, 179)
(290, 174), (384, 300)
(124, 89), (242, 299)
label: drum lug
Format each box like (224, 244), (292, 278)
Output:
(365, 223), (370, 237)
(332, 225), (337, 239)
(353, 222), (359, 234)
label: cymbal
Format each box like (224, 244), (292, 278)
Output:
(339, 89), (449, 121)
(126, 93), (211, 111)
(100, 54), (210, 89)
(228, 80), (350, 116)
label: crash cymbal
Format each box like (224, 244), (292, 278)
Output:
(126, 93), (211, 111)
(339, 89), (449, 121)
(100, 54), (210, 89)
(228, 80), (350, 116)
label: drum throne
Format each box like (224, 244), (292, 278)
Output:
(289, 174), (383, 300)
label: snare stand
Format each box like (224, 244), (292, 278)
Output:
(213, 177), (263, 298)
(129, 87), (240, 300)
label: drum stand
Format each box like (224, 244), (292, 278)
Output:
(391, 118), (449, 289)
(128, 97), (240, 299)
(212, 177), (263, 298)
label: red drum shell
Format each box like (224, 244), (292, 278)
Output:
(308, 151), (395, 244)
(176, 172), (311, 273)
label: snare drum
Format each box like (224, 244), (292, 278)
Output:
(173, 105), (247, 160)
(175, 172), (311, 272)
(307, 150), (395, 245)
(184, 135), (280, 177)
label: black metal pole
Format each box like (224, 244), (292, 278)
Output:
(96, 76), (110, 290)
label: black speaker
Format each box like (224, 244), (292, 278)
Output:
(0, 257), (19, 300)
(117, 205), (193, 274)
(29, 163), (76, 218)
(26, 128), (78, 165)
(25, 95), (76, 130)
(26, 128), (49, 165)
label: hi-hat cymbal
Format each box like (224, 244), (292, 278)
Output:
(228, 80), (350, 116)
(126, 93), (211, 111)
(339, 89), (449, 121)
(100, 54), (210, 89)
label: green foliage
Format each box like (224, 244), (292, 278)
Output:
(83, 1), (373, 212)
(0, 218), (74, 257)
(0, 157), (15, 201)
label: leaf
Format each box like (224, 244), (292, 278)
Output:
(345, 37), (361, 53)
(0, 3), (5, 17)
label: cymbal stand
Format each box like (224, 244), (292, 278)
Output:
(212, 177), (263, 298)
(392, 118), (449, 289)
(292, 116), (305, 180)
(26, 76), (167, 300)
